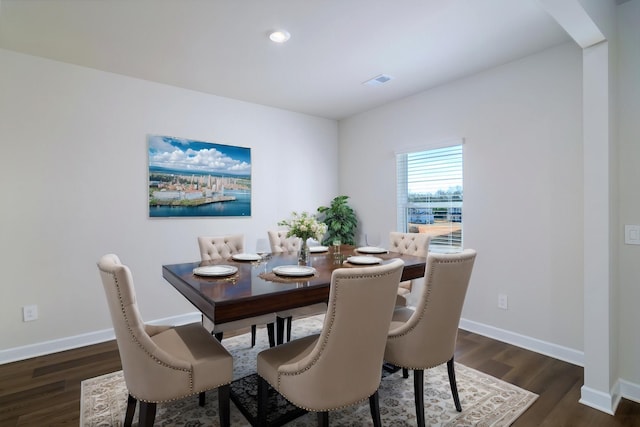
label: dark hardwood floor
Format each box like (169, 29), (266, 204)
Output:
(1, 327), (638, 426)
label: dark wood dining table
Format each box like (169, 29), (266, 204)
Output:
(161, 245), (427, 326)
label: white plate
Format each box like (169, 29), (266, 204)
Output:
(232, 253), (262, 261)
(272, 265), (317, 277)
(356, 246), (387, 254)
(193, 265), (238, 277)
(309, 246), (329, 253)
(347, 256), (382, 265)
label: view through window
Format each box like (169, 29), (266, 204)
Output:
(396, 142), (463, 252)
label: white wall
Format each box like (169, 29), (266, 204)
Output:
(617, 0), (640, 390)
(0, 48), (338, 358)
(339, 43), (585, 355)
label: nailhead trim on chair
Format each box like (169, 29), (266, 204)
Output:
(386, 255), (471, 371)
(101, 266), (231, 404)
(274, 269), (394, 412)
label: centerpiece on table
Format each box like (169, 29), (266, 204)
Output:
(278, 211), (328, 265)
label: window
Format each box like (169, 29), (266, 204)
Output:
(396, 142), (463, 253)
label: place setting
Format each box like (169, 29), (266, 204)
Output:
(354, 232), (388, 255)
(344, 255), (383, 265)
(192, 265), (240, 284)
(343, 232), (387, 265)
(259, 264), (318, 284)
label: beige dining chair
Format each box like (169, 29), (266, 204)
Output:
(198, 234), (276, 347)
(384, 249), (477, 427)
(267, 229), (302, 253)
(97, 254), (233, 427)
(389, 231), (431, 306)
(256, 259), (405, 427)
(267, 230), (328, 344)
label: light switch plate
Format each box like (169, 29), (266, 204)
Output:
(624, 225), (640, 245)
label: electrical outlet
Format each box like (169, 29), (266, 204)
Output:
(498, 294), (508, 310)
(23, 305), (38, 322)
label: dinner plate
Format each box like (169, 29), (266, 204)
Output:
(308, 245), (329, 253)
(356, 246), (387, 254)
(272, 265), (316, 277)
(232, 253), (262, 261)
(347, 256), (382, 265)
(193, 265), (238, 277)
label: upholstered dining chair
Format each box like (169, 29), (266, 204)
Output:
(389, 232), (431, 307)
(97, 254), (233, 427)
(197, 234), (276, 347)
(267, 230), (328, 344)
(384, 249), (477, 427)
(256, 259), (405, 427)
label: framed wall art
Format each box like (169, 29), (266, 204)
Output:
(148, 134), (251, 218)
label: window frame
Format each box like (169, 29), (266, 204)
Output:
(396, 139), (464, 253)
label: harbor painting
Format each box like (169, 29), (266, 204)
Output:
(148, 135), (251, 218)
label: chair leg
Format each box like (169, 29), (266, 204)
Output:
(218, 384), (230, 427)
(317, 411), (329, 426)
(251, 324), (257, 347)
(276, 316), (286, 345)
(286, 316), (293, 342)
(369, 391), (382, 427)
(138, 401), (157, 427)
(257, 376), (269, 427)
(413, 369), (425, 427)
(447, 357), (462, 412)
(267, 322), (276, 347)
(199, 391), (206, 407)
(124, 394), (136, 427)
(403, 367), (409, 379)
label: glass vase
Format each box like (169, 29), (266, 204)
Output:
(298, 239), (310, 266)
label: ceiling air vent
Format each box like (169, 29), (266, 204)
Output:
(363, 74), (394, 86)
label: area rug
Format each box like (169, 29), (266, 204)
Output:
(81, 315), (537, 426)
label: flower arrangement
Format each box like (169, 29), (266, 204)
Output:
(278, 211), (328, 242)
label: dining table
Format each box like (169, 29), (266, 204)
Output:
(162, 245), (427, 426)
(161, 245), (427, 327)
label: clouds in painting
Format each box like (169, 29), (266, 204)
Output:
(148, 135), (251, 175)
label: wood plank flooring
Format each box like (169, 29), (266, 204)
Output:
(0, 327), (638, 426)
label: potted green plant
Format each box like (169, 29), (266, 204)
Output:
(317, 195), (358, 246)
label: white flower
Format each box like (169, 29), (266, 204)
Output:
(278, 211), (327, 242)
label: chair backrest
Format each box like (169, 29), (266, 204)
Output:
(267, 230), (301, 253)
(387, 249), (477, 367)
(277, 259), (404, 410)
(197, 234), (244, 261)
(97, 254), (192, 401)
(389, 232), (431, 257)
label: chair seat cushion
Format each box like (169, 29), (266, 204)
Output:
(257, 334), (319, 389)
(388, 307), (415, 332)
(398, 280), (412, 291)
(152, 322), (233, 392)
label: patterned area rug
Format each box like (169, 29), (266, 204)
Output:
(81, 315), (537, 426)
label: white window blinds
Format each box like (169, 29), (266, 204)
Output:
(396, 143), (463, 252)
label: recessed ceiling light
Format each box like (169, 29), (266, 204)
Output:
(269, 30), (291, 43)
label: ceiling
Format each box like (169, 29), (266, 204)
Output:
(0, 0), (571, 120)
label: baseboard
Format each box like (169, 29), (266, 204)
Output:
(0, 312), (201, 364)
(458, 317), (585, 366)
(579, 384), (619, 415)
(4, 312), (640, 411)
(579, 375), (640, 412)
(619, 379), (640, 404)
(459, 317), (640, 411)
